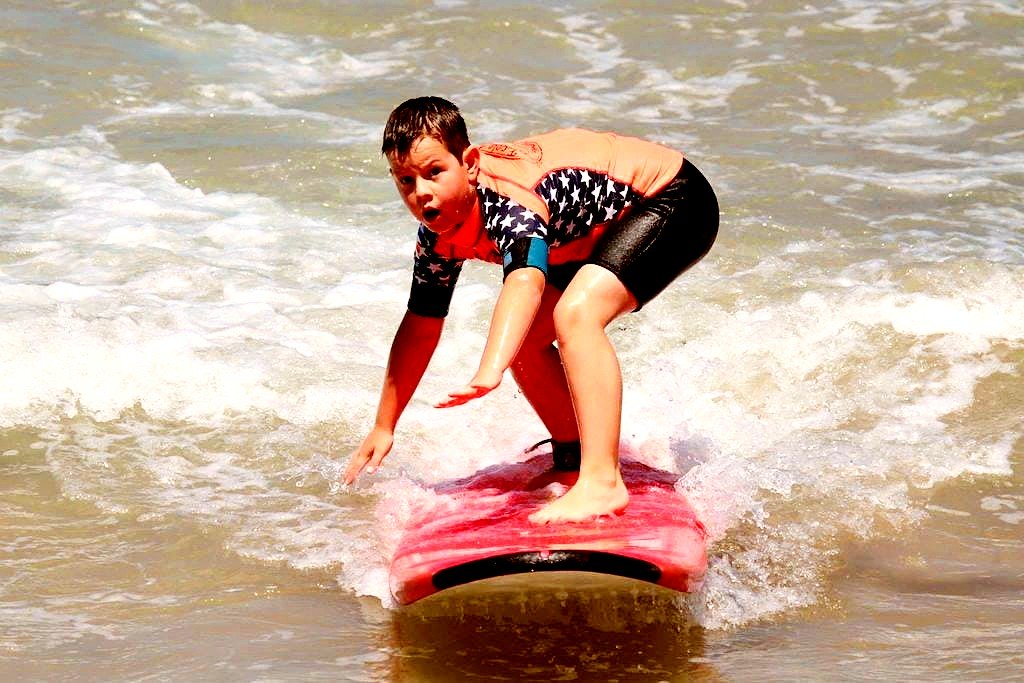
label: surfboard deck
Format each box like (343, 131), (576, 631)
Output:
(389, 453), (707, 605)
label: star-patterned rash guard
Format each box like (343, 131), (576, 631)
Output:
(408, 128), (684, 317)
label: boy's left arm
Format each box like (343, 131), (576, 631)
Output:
(436, 267), (545, 408)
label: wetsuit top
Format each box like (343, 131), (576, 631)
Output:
(408, 128), (684, 317)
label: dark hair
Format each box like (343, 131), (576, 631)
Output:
(382, 96), (471, 160)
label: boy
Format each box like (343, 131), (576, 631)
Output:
(344, 96), (718, 523)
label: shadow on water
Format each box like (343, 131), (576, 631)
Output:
(379, 575), (720, 682)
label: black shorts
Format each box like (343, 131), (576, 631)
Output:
(547, 159), (719, 309)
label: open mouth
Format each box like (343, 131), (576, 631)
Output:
(422, 208), (440, 222)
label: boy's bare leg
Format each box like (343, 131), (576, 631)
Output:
(530, 264), (635, 523)
(510, 285), (579, 444)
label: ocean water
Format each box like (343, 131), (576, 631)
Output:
(1, 0), (1022, 680)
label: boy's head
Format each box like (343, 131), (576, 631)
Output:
(383, 97), (480, 234)
(382, 96), (471, 161)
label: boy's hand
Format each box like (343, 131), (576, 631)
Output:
(435, 370), (502, 408)
(344, 426), (394, 485)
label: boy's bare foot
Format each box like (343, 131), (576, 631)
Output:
(529, 476), (629, 524)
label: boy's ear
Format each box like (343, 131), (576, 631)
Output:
(463, 145), (480, 183)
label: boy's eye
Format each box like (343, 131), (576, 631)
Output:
(430, 167), (443, 176)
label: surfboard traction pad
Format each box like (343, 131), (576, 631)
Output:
(389, 456), (707, 605)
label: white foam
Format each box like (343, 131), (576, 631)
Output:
(920, 8), (971, 42)
(872, 293), (1024, 340)
(620, 259), (1023, 627)
(0, 604), (125, 652)
(809, 162), (997, 195)
(0, 108), (41, 143)
(828, 8), (898, 32)
(44, 282), (102, 302)
(123, 0), (402, 99)
(798, 101), (977, 145)
(637, 69), (760, 114)
(981, 494), (1024, 525)
(0, 135), (377, 428)
(322, 272), (407, 308)
(877, 66), (915, 94)
(555, 14), (625, 75)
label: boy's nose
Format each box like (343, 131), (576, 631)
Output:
(414, 178), (432, 202)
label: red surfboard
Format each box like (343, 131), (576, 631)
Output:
(390, 454), (707, 605)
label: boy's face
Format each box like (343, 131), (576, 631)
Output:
(387, 135), (479, 234)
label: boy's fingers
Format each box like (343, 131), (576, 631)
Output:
(343, 452), (365, 484)
(345, 444), (376, 483)
(435, 390), (464, 408)
(435, 384), (483, 408)
(367, 448), (387, 473)
(343, 431), (394, 485)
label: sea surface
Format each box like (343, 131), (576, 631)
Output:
(2, 1), (1022, 680)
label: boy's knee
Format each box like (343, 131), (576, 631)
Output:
(553, 295), (593, 343)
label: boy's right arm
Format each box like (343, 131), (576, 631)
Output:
(344, 310), (444, 484)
